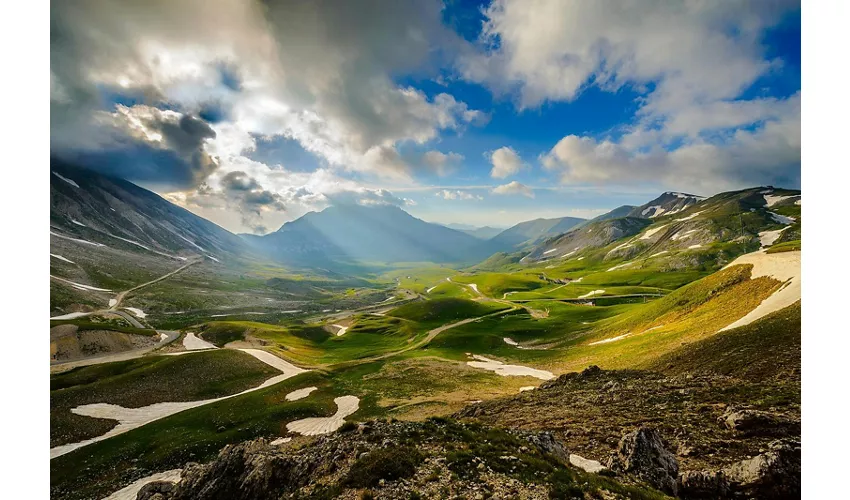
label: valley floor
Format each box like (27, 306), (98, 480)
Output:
(49, 248), (801, 499)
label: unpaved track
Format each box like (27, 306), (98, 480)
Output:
(109, 257), (201, 311)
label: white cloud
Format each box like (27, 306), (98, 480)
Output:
(460, 0), (793, 110)
(492, 181), (534, 198)
(542, 93), (801, 191)
(51, 0), (485, 185)
(423, 151), (464, 176)
(462, 0), (800, 189)
(435, 189), (483, 201)
(488, 146), (525, 179)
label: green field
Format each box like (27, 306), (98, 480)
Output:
(51, 350), (279, 447)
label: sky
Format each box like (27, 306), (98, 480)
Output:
(50, 0), (801, 234)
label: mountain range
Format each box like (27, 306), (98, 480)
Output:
(50, 162), (799, 275)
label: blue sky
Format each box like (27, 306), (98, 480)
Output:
(51, 0), (801, 233)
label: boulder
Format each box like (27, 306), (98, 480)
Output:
(723, 439), (800, 498)
(608, 427), (679, 495)
(136, 480), (176, 500)
(512, 430), (569, 462)
(718, 407), (786, 436)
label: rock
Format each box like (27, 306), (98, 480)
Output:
(512, 430), (569, 462)
(723, 439), (800, 498)
(607, 427), (679, 495)
(718, 407), (788, 436)
(676, 470), (728, 498)
(579, 365), (603, 379)
(136, 481), (176, 500)
(569, 454), (607, 473)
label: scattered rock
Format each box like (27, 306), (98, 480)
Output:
(608, 427), (679, 495)
(677, 470), (729, 498)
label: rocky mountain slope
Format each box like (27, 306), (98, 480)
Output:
(521, 217), (652, 263)
(627, 192), (706, 219)
(483, 216), (587, 251)
(520, 186), (800, 266)
(51, 160), (249, 263)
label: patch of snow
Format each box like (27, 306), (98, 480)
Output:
(50, 275), (112, 292)
(467, 355), (555, 380)
(108, 299), (117, 307)
(607, 262), (632, 272)
(159, 332), (168, 342)
(280, 310), (301, 314)
(719, 250), (800, 332)
(763, 194), (797, 207)
(588, 333), (630, 345)
(270, 437), (292, 445)
(177, 234), (205, 251)
(183, 332), (216, 350)
(332, 324), (349, 336)
(124, 307), (147, 319)
(671, 229), (698, 241)
(570, 454), (607, 473)
(519, 386), (535, 392)
(50, 311), (91, 320)
(675, 210), (704, 222)
(51, 231), (105, 247)
(50, 253), (75, 264)
(286, 396), (360, 436)
(577, 257), (585, 261)
(71, 219), (86, 227)
(426, 285), (438, 293)
(286, 387), (318, 401)
(468, 283), (480, 294)
(649, 251), (668, 258)
(639, 224), (668, 240)
(561, 249), (578, 258)
(769, 211), (796, 225)
(52, 171), (80, 188)
(503, 337), (521, 347)
(205, 255), (220, 263)
(688, 244), (702, 249)
(759, 227), (789, 248)
(51, 350), (308, 459)
(543, 248), (558, 255)
(102, 469), (182, 500)
(578, 290), (605, 299)
(794, 199), (801, 206)
(641, 205), (662, 217)
(611, 241), (633, 252)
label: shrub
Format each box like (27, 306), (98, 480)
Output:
(344, 446), (424, 488)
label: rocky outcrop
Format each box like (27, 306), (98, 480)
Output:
(510, 429), (569, 462)
(125, 419), (660, 500)
(608, 427), (679, 495)
(723, 439), (800, 498)
(718, 406), (797, 437)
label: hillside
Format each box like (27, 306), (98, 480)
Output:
(483, 216), (586, 251)
(51, 160), (249, 263)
